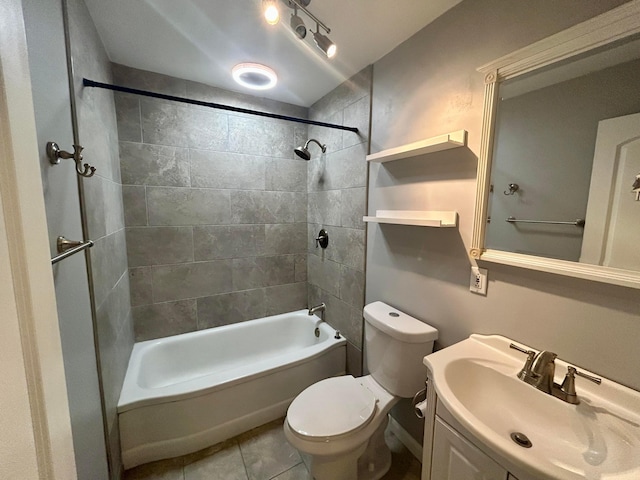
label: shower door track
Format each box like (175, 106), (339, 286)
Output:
(83, 78), (359, 133)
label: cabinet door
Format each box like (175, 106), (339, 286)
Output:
(431, 418), (508, 480)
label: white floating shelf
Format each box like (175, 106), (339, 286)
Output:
(366, 130), (468, 163)
(363, 210), (458, 228)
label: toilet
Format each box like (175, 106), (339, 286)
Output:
(284, 301), (438, 480)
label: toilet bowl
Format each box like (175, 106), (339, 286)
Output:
(284, 301), (438, 480)
(284, 375), (396, 480)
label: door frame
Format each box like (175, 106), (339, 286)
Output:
(0, 0), (77, 478)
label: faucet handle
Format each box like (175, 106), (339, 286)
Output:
(315, 229), (329, 249)
(566, 366), (602, 385)
(509, 343), (535, 355)
(560, 366), (601, 403)
(509, 343), (537, 380)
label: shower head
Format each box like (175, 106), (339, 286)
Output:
(294, 138), (326, 160)
(294, 146), (312, 160)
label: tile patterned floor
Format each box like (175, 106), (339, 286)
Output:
(123, 418), (421, 480)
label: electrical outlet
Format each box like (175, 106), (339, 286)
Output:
(470, 267), (488, 295)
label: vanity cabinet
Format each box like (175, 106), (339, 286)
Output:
(421, 332), (640, 479)
(422, 391), (524, 480)
(431, 418), (508, 480)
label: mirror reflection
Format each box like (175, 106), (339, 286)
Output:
(486, 37), (640, 270)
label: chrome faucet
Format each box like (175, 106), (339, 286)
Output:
(528, 350), (557, 394)
(308, 303), (326, 320)
(511, 345), (557, 394)
(510, 344), (601, 404)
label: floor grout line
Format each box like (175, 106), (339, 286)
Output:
(237, 437), (251, 480)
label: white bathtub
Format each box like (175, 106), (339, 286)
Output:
(118, 309), (346, 469)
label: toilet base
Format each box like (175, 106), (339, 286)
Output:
(307, 416), (392, 480)
(310, 441), (367, 480)
(357, 416), (391, 480)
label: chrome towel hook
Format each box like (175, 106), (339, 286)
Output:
(46, 141), (96, 178)
(503, 183), (519, 195)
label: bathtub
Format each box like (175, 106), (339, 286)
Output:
(118, 309), (346, 469)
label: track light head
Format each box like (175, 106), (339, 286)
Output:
(313, 29), (336, 58)
(285, 0), (311, 7)
(262, 0), (279, 25)
(290, 7), (307, 39)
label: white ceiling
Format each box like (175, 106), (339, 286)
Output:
(84, 0), (462, 107)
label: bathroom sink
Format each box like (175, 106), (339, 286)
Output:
(424, 335), (640, 480)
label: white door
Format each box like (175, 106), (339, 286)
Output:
(21, 0), (109, 478)
(580, 113), (640, 269)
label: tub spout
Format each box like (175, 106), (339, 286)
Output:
(308, 303), (326, 319)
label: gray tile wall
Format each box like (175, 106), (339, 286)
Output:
(306, 67), (372, 376)
(113, 65), (309, 342)
(67, 1), (135, 478)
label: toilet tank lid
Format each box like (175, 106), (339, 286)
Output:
(363, 301), (438, 344)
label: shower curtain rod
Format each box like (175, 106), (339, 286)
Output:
(83, 79), (359, 133)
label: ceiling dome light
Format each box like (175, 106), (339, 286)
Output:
(232, 63), (277, 90)
(263, 0), (279, 25)
(313, 29), (336, 58)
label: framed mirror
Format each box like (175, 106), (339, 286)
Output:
(471, 0), (640, 289)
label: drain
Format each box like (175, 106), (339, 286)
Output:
(510, 432), (532, 448)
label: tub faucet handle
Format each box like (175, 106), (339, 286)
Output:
(315, 229), (329, 249)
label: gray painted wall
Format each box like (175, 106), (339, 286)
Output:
(113, 65), (309, 341)
(67, 0), (135, 477)
(23, 0), (110, 478)
(367, 0), (637, 442)
(306, 67), (372, 375)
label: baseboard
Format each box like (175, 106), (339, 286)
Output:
(388, 416), (423, 462)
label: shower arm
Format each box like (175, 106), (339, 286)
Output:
(305, 138), (327, 152)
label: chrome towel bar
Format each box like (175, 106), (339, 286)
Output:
(506, 216), (585, 227)
(51, 239), (94, 265)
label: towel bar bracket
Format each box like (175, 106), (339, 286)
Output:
(51, 237), (94, 265)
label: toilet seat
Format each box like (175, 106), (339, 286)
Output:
(287, 376), (377, 441)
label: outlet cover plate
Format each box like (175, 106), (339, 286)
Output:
(470, 267), (488, 295)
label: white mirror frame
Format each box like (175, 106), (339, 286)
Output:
(471, 0), (640, 289)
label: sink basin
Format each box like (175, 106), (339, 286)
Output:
(424, 335), (640, 480)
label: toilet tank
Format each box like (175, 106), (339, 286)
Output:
(363, 301), (438, 398)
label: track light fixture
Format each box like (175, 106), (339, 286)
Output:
(313, 24), (336, 58)
(262, 0), (336, 58)
(262, 0), (280, 25)
(290, 6), (307, 39)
